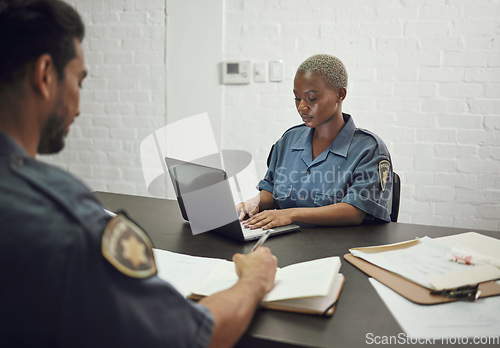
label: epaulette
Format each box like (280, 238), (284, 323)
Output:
(356, 128), (390, 156)
(279, 123), (306, 139)
(266, 124), (306, 167)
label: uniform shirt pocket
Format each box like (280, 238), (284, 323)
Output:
(272, 184), (294, 208)
(273, 184), (292, 200)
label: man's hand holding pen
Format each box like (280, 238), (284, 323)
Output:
(233, 247), (277, 294)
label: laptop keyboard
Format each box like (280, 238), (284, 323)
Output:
(241, 222), (272, 238)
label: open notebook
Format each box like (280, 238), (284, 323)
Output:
(154, 249), (344, 316)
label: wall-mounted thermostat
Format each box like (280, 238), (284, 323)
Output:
(221, 61), (251, 84)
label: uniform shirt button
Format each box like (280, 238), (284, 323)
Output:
(307, 170), (311, 175)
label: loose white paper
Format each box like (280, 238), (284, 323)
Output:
(370, 278), (500, 339)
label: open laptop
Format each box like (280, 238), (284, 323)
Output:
(165, 156), (300, 242)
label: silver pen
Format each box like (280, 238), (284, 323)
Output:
(251, 230), (272, 252)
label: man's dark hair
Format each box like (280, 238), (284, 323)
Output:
(0, 0), (85, 90)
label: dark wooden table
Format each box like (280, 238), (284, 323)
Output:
(95, 191), (499, 348)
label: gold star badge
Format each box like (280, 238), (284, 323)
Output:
(121, 235), (148, 268)
(102, 213), (157, 278)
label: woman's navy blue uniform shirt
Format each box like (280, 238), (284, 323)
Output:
(0, 132), (213, 347)
(258, 113), (393, 223)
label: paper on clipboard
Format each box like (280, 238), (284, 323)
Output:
(350, 236), (500, 290)
(435, 232), (500, 264)
(435, 232), (500, 253)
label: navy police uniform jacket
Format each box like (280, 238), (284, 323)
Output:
(258, 113), (393, 223)
(0, 132), (213, 347)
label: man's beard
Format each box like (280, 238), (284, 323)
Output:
(37, 112), (67, 155)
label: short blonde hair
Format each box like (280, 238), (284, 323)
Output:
(296, 54), (348, 90)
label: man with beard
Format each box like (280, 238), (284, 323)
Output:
(0, 1), (277, 347)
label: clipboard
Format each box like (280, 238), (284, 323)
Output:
(344, 253), (500, 305)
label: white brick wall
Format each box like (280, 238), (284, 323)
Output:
(41, 0), (499, 231)
(41, 0), (166, 197)
(221, 0), (500, 231)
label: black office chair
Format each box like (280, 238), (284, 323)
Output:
(266, 144), (275, 168)
(390, 172), (401, 222)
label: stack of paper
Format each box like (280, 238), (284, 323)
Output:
(349, 235), (500, 290)
(347, 232), (500, 339)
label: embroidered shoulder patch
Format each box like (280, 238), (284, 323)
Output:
(378, 160), (391, 192)
(102, 214), (157, 278)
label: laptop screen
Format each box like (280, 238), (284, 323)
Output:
(167, 158), (227, 196)
(165, 157), (238, 234)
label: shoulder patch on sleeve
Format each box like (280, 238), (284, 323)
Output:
(102, 214), (157, 278)
(378, 160), (391, 192)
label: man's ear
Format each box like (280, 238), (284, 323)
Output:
(32, 54), (55, 99)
